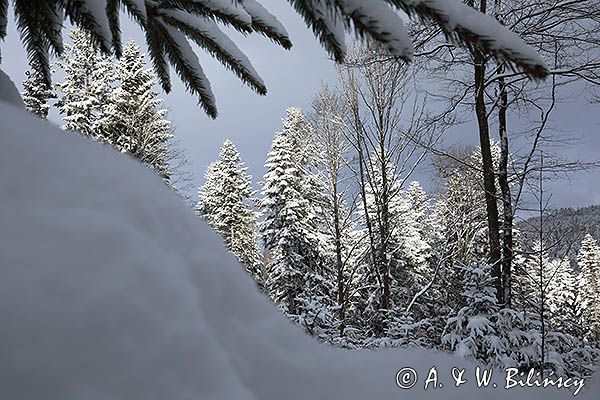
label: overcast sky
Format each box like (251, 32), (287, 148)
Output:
(2, 1), (598, 210)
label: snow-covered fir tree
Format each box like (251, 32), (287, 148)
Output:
(282, 109), (338, 339)
(406, 181), (433, 239)
(433, 146), (499, 316)
(517, 242), (554, 318)
(98, 40), (174, 181)
(514, 242), (585, 375)
(442, 263), (506, 366)
(197, 140), (262, 280)
(539, 258), (599, 377)
(436, 146), (499, 266)
(439, 244), (576, 375)
(260, 118), (335, 340)
(56, 29), (114, 140)
(402, 181), (434, 283)
(546, 258), (581, 338)
(281, 107), (329, 228)
(21, 63), (55, 118)
(396, 181), (447, 346)
(383, 183), (441, 348)
(577, 234), (600, 344)
(441, 262), (543, 372)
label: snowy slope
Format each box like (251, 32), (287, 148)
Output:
(0, 100), (597, 399)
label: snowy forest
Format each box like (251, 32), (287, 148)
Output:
(198, 105), (600, 377)
(2, 0), (600, 398)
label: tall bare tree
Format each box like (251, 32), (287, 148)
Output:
(337, 44), (444, 333)
(412, 0), (600, 306)
(309, 85), (357, 335)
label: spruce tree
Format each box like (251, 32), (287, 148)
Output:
(280, 107), (329, 234)
(577, 234), (600, 344)
(56, 29), (114, 140)
(546, 258), (580, 338)
(260, 123), (333, 337)
(57, 34), (176, 182)
(387, 183), (437, 346)
(401, 181), (433, 280)
(442, 263), (506, 366)
(434, 146), (498, 313)
(197, 140), (262, 280)
(436, 147), (499, 266)
(441, 262), (541, 371)
(99, 40), (174, 181)
(261, 130), (312, 307)
(398, 181), (445, 346)
(21, 62), (55, 118)
(515, 242), (581, 375)
(406, 181), (431, 233)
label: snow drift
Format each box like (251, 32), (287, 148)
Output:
(0, 99), (597, 399)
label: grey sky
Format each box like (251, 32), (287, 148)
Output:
(1, 0), (598, 210)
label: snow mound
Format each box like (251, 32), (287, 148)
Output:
(0, 101), (597, 399)
(0, 70), (24, 107)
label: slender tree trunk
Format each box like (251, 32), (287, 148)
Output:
(356, 128), (386, 335)
(494, 0), (512, 310)
(354, 120), (380, 292)
(471, 0), (503, 304)
(332, 181), (346, 335)
(497, 68), (513, 308)
(379, 136), (390, 312)
(538, 152), (546, 374)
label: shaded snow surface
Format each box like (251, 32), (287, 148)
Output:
(0, 100), (597, 399)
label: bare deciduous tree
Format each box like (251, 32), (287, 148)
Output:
(336, 44), (444, 332)
(412, 0), (600, 306)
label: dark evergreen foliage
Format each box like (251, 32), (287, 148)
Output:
(4, 0), (548, 119)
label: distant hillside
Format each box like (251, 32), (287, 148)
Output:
(518, 204), (600, 261)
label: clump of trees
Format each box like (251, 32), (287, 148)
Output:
(197, 103), (600, 378)
(21, 30), (186, 187)
(196, 21), (599, 374)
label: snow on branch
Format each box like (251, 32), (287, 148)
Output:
(5, 0), (548, 118)
(387, 0), (548, 78)
(159, 9), (267, 95)
(240, 0), (293, 49)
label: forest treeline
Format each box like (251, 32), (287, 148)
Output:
(197, 105), (600, 378)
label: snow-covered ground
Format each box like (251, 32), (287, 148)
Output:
(0, 98), (597, 399)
